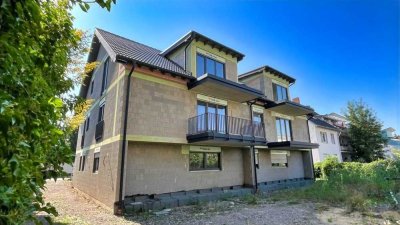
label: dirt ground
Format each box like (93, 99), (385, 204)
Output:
(43, 179), (400, 225)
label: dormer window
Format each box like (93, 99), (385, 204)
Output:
(273, 83), (288, 101)
(196, 53), (225, 78)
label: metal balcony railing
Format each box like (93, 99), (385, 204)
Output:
(188, 113), (265, 138)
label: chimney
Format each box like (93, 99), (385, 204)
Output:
(292, 97), (300, 103)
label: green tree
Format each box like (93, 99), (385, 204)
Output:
(345, 100), (387, 162)
(0, 0), (113, 224)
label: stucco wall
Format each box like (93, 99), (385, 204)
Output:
(188, 40), (239, 82)
(256, 150), (305, 182)
(292, 117), (310, 142)
(309, 122), (343, 163)
(168, 45), (186, 69)
(125, 143), (244, 196)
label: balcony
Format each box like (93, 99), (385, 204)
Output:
(187, 74), (263, 103)
(187, 113), (267, 146)
(263, 99), (314, 116)
(95, 120), (104, 141)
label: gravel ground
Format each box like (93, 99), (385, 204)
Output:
(43, 179), (399, 225)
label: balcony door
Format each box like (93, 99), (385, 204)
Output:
(197, 101), (226, 134)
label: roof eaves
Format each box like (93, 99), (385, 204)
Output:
(161, 30), (245, 61)
(95, 28), (118, 62)
(239, 66), (296, 84)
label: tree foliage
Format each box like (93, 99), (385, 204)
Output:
(345, 100), (387, 162)
(0, 0), (113, 224)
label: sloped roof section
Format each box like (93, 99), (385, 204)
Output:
(95, 28), (191, 77)
(238, 65), (296, 84)
(310, 118), (339, 131)
(160, 30), (245, 61)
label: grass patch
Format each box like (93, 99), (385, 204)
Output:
(271, 158), (400, 212)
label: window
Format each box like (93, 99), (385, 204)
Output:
(101, 58), (109, 94)
(85, 116), (90, 132)
(90, 80), (94, 95)
(273, 83), (288, 101)
(331, 133), (335, 144)
(196, 53), (225, 78)
(271, 152), (288, 167)
(189, 152), (221, 171)
(98, 104), (105, 123)
(320, 132), (328, 143)
(93, 152), (100, 173)
(197, 101), (226, 133)
(253, 112), (263, 124)
(79, 155), (86, 171)
(276, 118), (292, 142)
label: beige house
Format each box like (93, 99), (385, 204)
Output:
(73, 28), (318, 214)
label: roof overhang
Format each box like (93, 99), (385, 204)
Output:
(161, 31), (245, 61)
(238, 66), (296, 84)
(265, 101), (314, 116)
(267, 141), (319, 150)
(188, 74), (264, 103)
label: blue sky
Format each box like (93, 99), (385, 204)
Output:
(72, 0), (399, 132)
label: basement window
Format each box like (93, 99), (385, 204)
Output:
(189, 152), (221, 171)
(92, 152), (100, 173)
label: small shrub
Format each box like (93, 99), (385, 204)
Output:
(314, 162), (322, 178)
(272, 158), (400, 212)
(321, 156), (342, 179)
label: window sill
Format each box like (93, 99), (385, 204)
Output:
(189, 169), (222, 172)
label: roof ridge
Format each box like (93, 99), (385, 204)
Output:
(96, 28), (162, 53)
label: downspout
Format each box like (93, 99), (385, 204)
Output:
(306, 114), (316, 181)
(117, 62), (135, 214)
(248, 102), (258, 192)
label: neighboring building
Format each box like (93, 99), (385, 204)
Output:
(73, 28), (318, 214)
(382, 128), (399, 159)
(382, 127), (396, 139)
(308, 117), (342, 163)
(322, 113), (353, 161)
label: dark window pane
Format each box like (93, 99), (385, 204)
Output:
(273, 84), (278, 101)
(205, 153), (220, 169)
(86, 117), (90, 131)
(206, 58), (215, 75)
(215, 62), (224, 78)
(196, 54), (205, 77)
(282, 86), (288, 100)
(274, 84), (288, 101)
(101, 58), (109, 93)
(189, 153), (204, 170)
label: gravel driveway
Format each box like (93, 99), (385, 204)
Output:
(44, 179), (398, 225)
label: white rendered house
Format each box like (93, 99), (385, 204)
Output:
(308, 117), (343, 163)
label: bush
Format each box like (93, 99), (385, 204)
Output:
(275, 158), (400, 211)
(314, 162), (322, 178)
(320, 156), (342, 179)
